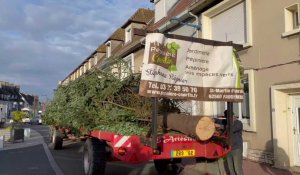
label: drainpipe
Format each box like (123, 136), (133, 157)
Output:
(189, 12), (200, 115)
(189, 12), (199, 37)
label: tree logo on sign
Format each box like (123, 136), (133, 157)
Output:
(148, 41), (180, 72)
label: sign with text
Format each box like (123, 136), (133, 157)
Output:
(139, 33), (243, 102)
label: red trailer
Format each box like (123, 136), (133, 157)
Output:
(49, 34), (243, 175)
(50, 111), (232, 175)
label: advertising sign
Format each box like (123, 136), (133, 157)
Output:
(139, 33), (243, 102)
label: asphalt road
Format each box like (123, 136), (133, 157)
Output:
(0, 144), (55, 175)
(2, 124), (297, 175)
(2, 124), (224, 175)
(30, 125), (159, 175)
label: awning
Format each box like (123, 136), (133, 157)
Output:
(21, 107), (31, 111)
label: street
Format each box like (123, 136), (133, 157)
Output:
(1, 124), (297, 175)
(29, 125), (227, 175)
(0, 124), (159, 175)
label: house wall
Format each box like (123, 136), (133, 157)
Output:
(169, 18), (199, 37)
(153, 0), (300, 168)
(110, 40), (123, 53)
(237, 0), (300, 167)
(131, 23), (146, 29)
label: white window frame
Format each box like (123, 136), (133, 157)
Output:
(154, 0), (166, 23)
(121, 54), (135, 79)
(106, 41), (111, 58)
(84, 63), (88, 73)
(94, 54), (98, 65)
(76, 70), (80, 78)
(125, 25), (132, 43)
(212, 69), (256, 131)
(88, 58), (93, 69)
(239, 69), (256, 131)
(202, 0), (253, 48)
(80, 66), (84, 76)
(282, 3), (300, 38)
(154, 0), (180, 23)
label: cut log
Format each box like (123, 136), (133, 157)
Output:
(158, 113), (215, 141)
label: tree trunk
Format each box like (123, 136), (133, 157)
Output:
(158, 113), (215, 141)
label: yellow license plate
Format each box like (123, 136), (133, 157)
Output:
(171, 149), (195, 158)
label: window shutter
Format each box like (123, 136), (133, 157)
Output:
(211, 2), (246, 44)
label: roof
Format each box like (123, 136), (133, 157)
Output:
(20, 93), (35, 106)
(96, 44), (106, 53)
(115, 36), (143, 58)
(106, 28), (125, 42)
(121, 8), (154, 28)
(0, 85), (22, 101)
(61, 9), (153, 83)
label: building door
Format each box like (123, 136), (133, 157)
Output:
(293, 96), (300, 166)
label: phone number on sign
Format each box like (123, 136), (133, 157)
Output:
(147, 82), (197, 93)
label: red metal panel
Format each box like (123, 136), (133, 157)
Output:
(90, 131), (230, 164)
(153, 134), (230, 160)
(111, 135), (153, 163)
(90, 130), (115, 142)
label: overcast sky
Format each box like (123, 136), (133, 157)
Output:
(0, 0), (153, 101)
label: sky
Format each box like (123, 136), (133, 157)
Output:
(0, 0), (153, 101)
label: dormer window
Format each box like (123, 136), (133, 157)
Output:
(125, 26), (132, 43)
(106, 41), (111, 58)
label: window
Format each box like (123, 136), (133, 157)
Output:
(94, 54), (98, 65)
(212, 70), (256, 131)
(282, 3), (300, 37)
(80, 67), (84, 76)
(121, 54), (134, 79)
(84, 63), (88, 73)
(76, 70), (80, 78)
(202, 0), (252, 47)
(88, 58), (93, 69)
(154, 0), (166, 22)
(106, 41), (111, 58)
(125, 26), (132, 43)
(154, 0), (179, 23)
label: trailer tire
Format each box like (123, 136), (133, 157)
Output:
(83, 138), (106, 175)
(53, 129), (63, 150)
(154, 159), (180, 175)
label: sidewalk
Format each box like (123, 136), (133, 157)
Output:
(243, 159), (300, 175)
(0, 127), (44, 150)
(0, 127), (64, 175)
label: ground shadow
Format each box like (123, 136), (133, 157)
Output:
(260, 139), (293, 175)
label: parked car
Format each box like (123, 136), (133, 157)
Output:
(30, 117), (42, 125)
(22, 117), (30, 124)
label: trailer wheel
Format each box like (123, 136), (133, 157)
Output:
(52, 129), (63, 150)
(83, 138), (106, 175)
(154, 159), (180, 175)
